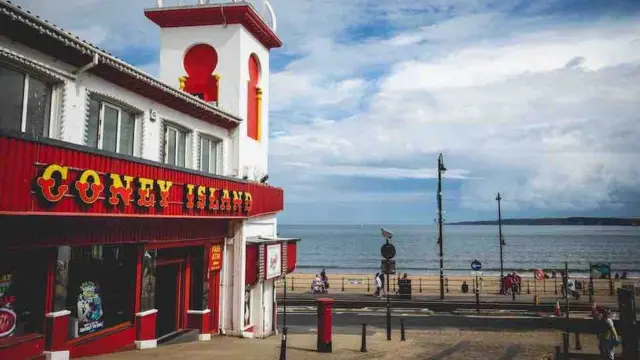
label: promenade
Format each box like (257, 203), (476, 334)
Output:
(83, 328), (587, 360)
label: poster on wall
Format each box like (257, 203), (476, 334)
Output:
(77, 281), (104, 335)
(0, 273), (17, 338)
(244, 288), (251, 327)
(210, 244), (222, 271)
(265, 244), (282, 280)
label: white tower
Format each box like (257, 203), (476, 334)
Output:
(146, 0), (281, 180)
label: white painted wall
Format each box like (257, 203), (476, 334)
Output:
(0, 36), (234, 174)
(156, 20), (272, 181)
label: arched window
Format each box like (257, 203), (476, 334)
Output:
(247, 54), (261, 141)
(180, 44), (219, 103)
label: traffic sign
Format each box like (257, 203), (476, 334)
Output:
(471, 259), (482, 271)
(380, 243), (396, 259)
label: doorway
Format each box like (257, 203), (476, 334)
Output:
(155, 262), (182, 338)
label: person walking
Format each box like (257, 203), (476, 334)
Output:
(320, 268), (329, 290)
(597, 307), (620, 359)
(378, 273), (386, 297)
(374, 272), (381, 297)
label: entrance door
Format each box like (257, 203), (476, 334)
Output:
(155, 263), (181, 337)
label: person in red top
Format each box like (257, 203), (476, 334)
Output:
(505, 275), (513, 295)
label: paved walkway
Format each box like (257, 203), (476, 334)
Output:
(82, 328), (617, 360)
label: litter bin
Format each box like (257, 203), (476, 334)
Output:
(398, 279), (412, 300)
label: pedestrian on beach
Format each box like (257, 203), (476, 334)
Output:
(597, 307), (620, 359)
(378, 273), (386, 297)
(320, 268), (329, 290)
(374, 272), (382, 297)
(461, 280), (469, 293)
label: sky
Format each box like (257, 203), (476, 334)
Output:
(12, 0), (640, 224)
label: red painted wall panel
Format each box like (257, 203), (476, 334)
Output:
(68, 326), (135, 358)
(0, 135), (283, 218)
(245, 244), (258, 286)
(135, 313), (157, 341)
(287, 242), (297, 273)
(0, 216), (228, 248)
(0, 336), (44, 360)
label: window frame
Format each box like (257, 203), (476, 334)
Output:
(163, 122), (190, 168)
(199, 134), (222, 174)
(0, 63), (59, 138)
(87, 96), (139, 156)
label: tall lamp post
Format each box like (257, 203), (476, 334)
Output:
(279, 274), (288, 360)
(437, 153), (447, 300)
(496, 193), (505, 294)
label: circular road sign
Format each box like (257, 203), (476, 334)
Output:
(471, 259), (482, 271)
(381, 243), (396, 259)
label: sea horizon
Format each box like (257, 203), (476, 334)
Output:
(277, 224), (640, 278)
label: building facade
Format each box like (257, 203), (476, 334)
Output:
(0, 1), (297, 359)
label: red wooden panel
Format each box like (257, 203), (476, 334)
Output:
(287, 242), (297, 273)
(0, 335), (44, 360)
(68, 325), (135, 358)
(245, 244), (258, 286)
(0, 134), (283, 218)
(0, 216), (228, 248)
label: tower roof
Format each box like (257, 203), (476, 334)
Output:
(145, 2), (282, 50)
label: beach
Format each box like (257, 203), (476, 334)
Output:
(277, 273), (639, 296)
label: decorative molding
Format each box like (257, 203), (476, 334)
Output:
(45, 310), (71, 318)
(192, 129), (199, 171)
(258, 242), (265, 280)
(86, 89), (145, 115)
(0, 46), (75, 81)
(187, 309), (211, 315)
(135, 309), (158, 317)
(57, 82), (70, 141)
(134, 339), (157, 350)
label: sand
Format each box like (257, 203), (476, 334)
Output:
(276, 273), (638, 297)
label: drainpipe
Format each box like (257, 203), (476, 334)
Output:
(73, 53), (99, 75)
(220, 238), (229, 334)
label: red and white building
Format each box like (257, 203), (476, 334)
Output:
(0, 0), (298, 358)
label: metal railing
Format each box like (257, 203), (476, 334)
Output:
(154, 0), (277, 31)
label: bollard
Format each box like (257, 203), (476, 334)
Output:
(367, 277), (370, 293)
(400, 319), (406, 341)
(291, 276), (295, 291)
(574, 332), (582, 351)
(527, 279), (531, 294)
(419, 278), (422, 293)
(360, 324), (367, 352)
(316, 298), (335, 353)
(562, 333), (569, 359)
(341, 277), (344, 292)
(554, 346), (561, 360)
(543, 278), (546, 294)
(609, 279), (614, 296)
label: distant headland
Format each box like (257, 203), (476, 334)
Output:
(449, 217), (640, 226)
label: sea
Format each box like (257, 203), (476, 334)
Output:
(277, 225), (640, 278)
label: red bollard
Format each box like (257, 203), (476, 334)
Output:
(316, 298), (335, 353)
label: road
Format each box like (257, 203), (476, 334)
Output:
(276, 308), (606, 335)
(277, 292), (623, 312)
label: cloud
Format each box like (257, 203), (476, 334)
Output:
(12, 0), (640, 222)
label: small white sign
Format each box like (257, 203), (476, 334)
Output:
(266, 244), (282, 280)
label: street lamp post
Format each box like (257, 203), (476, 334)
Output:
(437, 153), (446, 300)
(496, 193), (505, 294)
(279, 275), (288, 360)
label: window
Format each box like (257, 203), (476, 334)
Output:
(164, 125), (188, 167)
(200, 136), (221, 174)
(0, 65), (53, 137)
(54, 245), (137, 338)
(86, 97), (137, 156)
